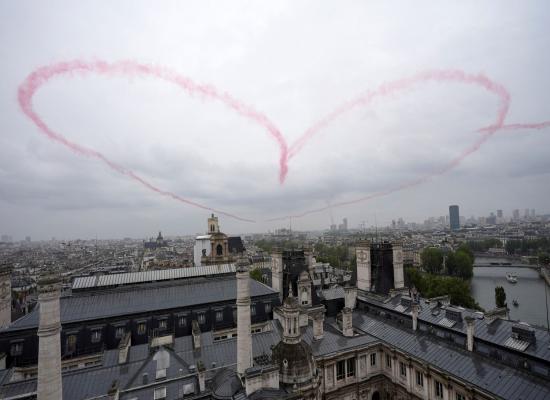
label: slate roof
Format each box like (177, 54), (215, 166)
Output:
(2, 277), (277, 332)
(352, 312), (550, 400)
(359, 292), (550, 363)
(0, 323), (284, 400)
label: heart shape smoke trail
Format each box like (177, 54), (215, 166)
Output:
(18, 60), (550, 222)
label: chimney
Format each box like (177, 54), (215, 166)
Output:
(341, 307), (354, 337)
(0, 263), (12, 328)
(107, 380), (119, 400)
(304, 246), (314, 276)
(197, 361), (206, 392)
(192, 320), (201, 350)
(465, 316), (475, 352)
(312, 308), (325, 340)
(411, 302), (420, 331)
(236, 256), (252, 375)
(270, 248), (283, 302)
(37, 267), (63, 400)
(118, 332), (131, 364)
(344, 285), (357, 310)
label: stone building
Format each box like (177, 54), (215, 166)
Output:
(1, 246), (550, 399)
(193, 214), (245, 267)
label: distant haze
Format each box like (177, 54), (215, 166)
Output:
(1, 1), (549, 239)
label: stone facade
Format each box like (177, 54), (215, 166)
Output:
(0, 263), (11, 329)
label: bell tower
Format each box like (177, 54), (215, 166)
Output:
(208, 214), (219, 234)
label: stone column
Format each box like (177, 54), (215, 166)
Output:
(236, 256), (252, 375)
(0, 263), (12, 328)
(37, 268), (63, 400)
(304, 246), (314, 276)
(465, 316), (475, 352)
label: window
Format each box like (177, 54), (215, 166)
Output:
(370, 353), (376, 366)
(91, 329), (102, 343)
(137, 322), (147, 335)
(178, 316), (186, 327)
(435, 381), (444, 398)
(265, 303), (272, 314)
(216, 310), (223, 322)
(456, 394), (465, 400)
(251, 305), (256, 316)
(115, 326), (125, 339)
(154, 386), (167, 399)
(385, 354), (392, 368)
(66, 335), (77, 353)
(158, 319), (167, 330)
(336, 360), (346, 381)
(346, 358), (355, 377)
(399, 362), (407, 377)
(415, 370), (424, 387)
(216, 244), (223, 256)
(10, 342), (23, 356)
(197, 313), (205, 324)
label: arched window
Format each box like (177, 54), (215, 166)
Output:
(371, 391), (380, 400)
(210, 224), (215, 232)
(216, 244), (223, 256)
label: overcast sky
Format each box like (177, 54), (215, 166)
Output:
(1, 1), (549, 240)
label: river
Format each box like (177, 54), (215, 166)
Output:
(470, 262), (550, 328)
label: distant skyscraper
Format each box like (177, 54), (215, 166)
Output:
(524, 209), (529, 218)
(343, 218), (348, 231)
(497, 209), (503, 218)
(513, 209), (520, 221)
(449, 205), (460, 230)
(531, 209), (535, 218)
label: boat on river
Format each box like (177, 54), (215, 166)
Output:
(506, 273), (518, 283)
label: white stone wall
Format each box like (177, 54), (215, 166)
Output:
(392, 245), (404, 289)
(271, 252), (283, 301)
(193, 237), (211, 267)
(356, 245), (371, 292)
(0, 274), (11, 328)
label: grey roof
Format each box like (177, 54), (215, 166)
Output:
(3, 277), (277, 332)
(72, 264), (237, 290)
(360, 292), (550, 363)
(0, 322), (284, 400)
(319, 286), (345, 301)
(352, 312), (550, 400)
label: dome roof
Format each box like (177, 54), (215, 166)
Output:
(272, 340), (316, 386)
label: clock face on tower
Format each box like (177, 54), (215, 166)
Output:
(357, 250), (368, 263)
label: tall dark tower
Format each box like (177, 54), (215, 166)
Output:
(449, 205), (460, 231)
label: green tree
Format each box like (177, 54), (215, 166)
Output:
(421, 248), (443, 274)
(495, 286), (507, 308)
(457, 243), (475, 264)
(454, 250), (474, 279)
(249, 268), (263, 283)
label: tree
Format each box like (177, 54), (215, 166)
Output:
(421, 248), (443, 274)
(457, 243), (475, 264)
(249, 268), (263, 283)
(454, 250), (474, 280)
(495, 286), (507, 308)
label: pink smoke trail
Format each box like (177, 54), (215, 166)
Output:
(18, 60), (291, 222)
(269, 70), (527, 222)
